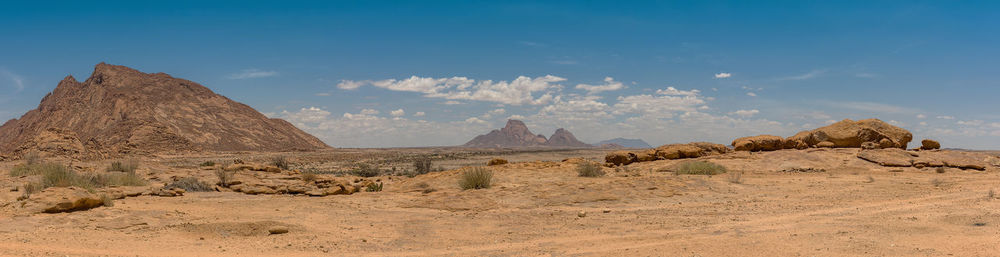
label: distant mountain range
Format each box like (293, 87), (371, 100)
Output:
(463, 120), (591, 148)
(594, 138), (652, 148)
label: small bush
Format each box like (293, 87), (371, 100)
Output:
(675, 161), (727, 175)
(413, 157), (433, 175)
(727, 171), (744, 184)
(366, 182), (384, 192)
(100, 194), (114, 207)
(165, 177), (213, 192)
(107, 159), (139, 173)
(270, 156), (290, 170)
(40, 164), (94, 189)
(91, 171), (147, 187)
(23, 152), (42, 165)
(215, 170), (234, 187)
(459, 167), (493, 190)
(351, 163), (381, 177)
(577, 162), (605, 177)
(301, 172), (317, 182)
(199, 161), (216, 167)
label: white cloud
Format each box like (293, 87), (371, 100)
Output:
(315, 92), (331, 96)
(730, 109), (760, 118)
(916, 114), (926, 119)
(957, 120), (984, 126)
(337, 80), (366, 90)
(714, 72), (731, 79)
(390, 109), (405, 117)
(778, 70), (826, 81)
(227, 69), (278, 79)
(746, 92), (757, 97)
(575, 77), (624, 94)
(0, 68), (25, 92)
(360, 109), (379, 115)
(936, 115), (955, 120)
(442, 101), (463, 105)
(464, 117), (487, 124)
(339, 75), (565, 105)
(414, 112), (426, 117)
(612, 87), (706, 118)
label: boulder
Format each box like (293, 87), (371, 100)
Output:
(688, 142), (732, 155)
(857, 149), (915, 167)
(23, 187), (104, 213)
(783, 139), (808, 150)
(861, 142), (878, 150)
(920, 139), (941, 150)
(788, 119), (913, 149)
(654, 144), (704, 160)
(634, 149), (658, 162)
(732, 135), (785, 152)
(605, 151), (637, 166)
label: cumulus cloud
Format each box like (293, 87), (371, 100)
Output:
(442, 101), (463, 105)
(714, 72), (731, 79)
(730, 109), (760, 118)
(337, 75), (565, 105)
(575, 77), (624, 94)
(414, 112), (426, 117)
(916, 114), (926, 119)
(390, 109), (405, 117)
(360, 109), (379, 115)
(937, 115), (955, 120)
(227, 69), (278, 79)
(612, 87), (706, 118)
(276, 107), (492, 147)
(337, 80), (366, 90)
(746, 92), (757, 97)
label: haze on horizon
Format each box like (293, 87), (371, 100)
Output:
(1, 1), (998, 149)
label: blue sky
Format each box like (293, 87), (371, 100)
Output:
(1, 1), (999, 148)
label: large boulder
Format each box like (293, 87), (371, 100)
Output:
(732, 135), (785, 152)
(605, 151), (637, 166)
(920, 139), (941, 150)
(788, 119), (912, 149)
(22, 186), (105, 213)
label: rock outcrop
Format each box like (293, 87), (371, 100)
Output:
(788, 119), (912, 149)
(21, 187), (105, 213)
(920, 139), (941, 150)
(857, 148), (986, 170)
(545, 128), (591, 147)
(0, 63), (329, 159)
(732, 135), (785, 152)
(605, 142), (730, 166)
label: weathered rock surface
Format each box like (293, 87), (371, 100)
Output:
(732, 135), (785, 152)
(487, 158), (509, 166)
(605, 142), (730, 165)
(21, 187), (105, 213)
(0, 63), (329, 159)
(857, 149), (986, 170)
(921, 139), (941, 150)
(222, 169), (364, 196)
(788, 119), (912, 149)
(857, 149), (917, 167)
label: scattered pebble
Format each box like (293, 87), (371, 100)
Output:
(578, 211), (587, 218)
(603, 209), (611, 213)
(268, 226), (289, 235)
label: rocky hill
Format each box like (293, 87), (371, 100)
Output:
(0, 63), (329, 159)
(595, 138), (652, 148)
(464, 120), (590, 148)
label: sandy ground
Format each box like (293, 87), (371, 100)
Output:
(1, 148), (999, 256)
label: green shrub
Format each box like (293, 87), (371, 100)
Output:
(413, 157), (433, 175)
(351, 163), (381, 177)
(459, 167), (493, 190)
(164, 177), (213, 192)
(675, 161), (727, 175)
(107, 159), (139, 173)
(366, 182), (384, 192)
(270, 156), (290, 170)
(577, 162), (605, 177)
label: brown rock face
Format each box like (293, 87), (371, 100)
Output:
(921, 139), (941, 150)
(545, 128), (591, 147)
(732, 135), (785, 152)
(22, 187), (105, 213)
(788, 119), (912, 149)
(604, 142), (730, 166)
(0, 63), (329, 158)
(462, 120), (547, 147)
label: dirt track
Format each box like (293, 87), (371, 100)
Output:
(1, 149), (998, 256)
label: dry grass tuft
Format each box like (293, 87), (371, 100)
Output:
(301, 171), (318, 182)
(459, 167), (493, 190)
(576, 162), (605, 177)
(366, 182), (384, 192)
(675, 161), (727, 175)
(107, 159), (140, 173)
(351, 163), (381, 177)
(727, 171), (744, 184)
(413, 157), (433, 175)
(23, 152), (42, 165)
(165, 177), (213, 192)
(270, 156), (290, 170)
(215, 170), (234, 187)
(100, 194), (114, 207)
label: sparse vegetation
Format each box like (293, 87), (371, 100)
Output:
(301, 171), (318, 182)
(90, 171), (148, 187)
(10, 161), (147, 194)
(576, 162), (605, 177)
(459, 167), (493, 190)
(727, 171), (744, 184)
(23, 152), (41, 165)
(165, 177), (213, 192)
(366, 182), (384, 192)
(100, 194), (114, 207)
(675, 161), (728, 175)
(107, 159), (139, 173)
(270, 156), (290, 170)
(413, 157), (433, 175)
(351, 163), (381, 177)
(215, 169), (234, 187)
(199, 160), (216, 167)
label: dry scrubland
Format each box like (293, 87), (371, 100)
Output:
(1, 148), (999, 256)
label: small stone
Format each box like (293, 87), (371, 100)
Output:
(602, 209), (611, 213)
(578, 211), (587, 218)
(268, 226), (289, 235)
